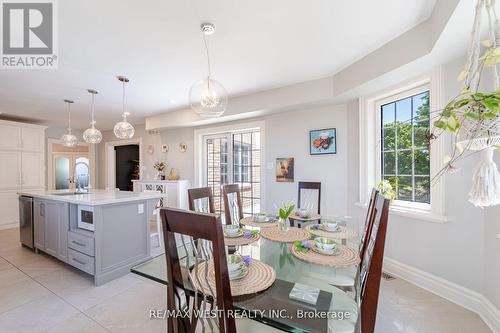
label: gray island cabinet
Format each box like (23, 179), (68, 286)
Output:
(20, 190), (162, 285)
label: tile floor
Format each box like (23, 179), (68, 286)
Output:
(0, 228), (492, 333)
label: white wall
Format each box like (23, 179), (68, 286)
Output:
(263, 104), (348, 215)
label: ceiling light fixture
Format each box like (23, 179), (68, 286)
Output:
(113, 76), (135, 139)
(83, 89), (102, 144)
(188, 22), (228, 117)
(60, 99), (78, 147)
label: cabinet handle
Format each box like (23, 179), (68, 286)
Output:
(40, 203), (45, 217)
(71, 240), (86, 247)
(72, 257), (87, 265)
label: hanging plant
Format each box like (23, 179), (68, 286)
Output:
(428, 0), (500, 207)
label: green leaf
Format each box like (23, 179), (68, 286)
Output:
(484, 112), (498, 119)
(454, 99), (470, 108)
(457, 70), (469, 82)
(434, 120), (446, 129)
(464, 112), (480, 120)
(480, 98), (500, 111)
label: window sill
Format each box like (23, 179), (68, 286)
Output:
(354, 202), (449, 224)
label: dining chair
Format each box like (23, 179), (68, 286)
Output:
(222, 184), (243, 225)
(358, 193), (390, 333)
(188, 187), (215, 213)
(161, 208), (281, 333)
(359, 188), (379, 266)
(142, 189), (164, 256)
(298, 181), (321, 213)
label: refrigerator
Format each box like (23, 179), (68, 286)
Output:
(19, 196), (34, 249)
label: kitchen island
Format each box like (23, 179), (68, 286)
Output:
(18, 190), (163, 285)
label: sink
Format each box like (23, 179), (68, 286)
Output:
(50, 192), (81, 196)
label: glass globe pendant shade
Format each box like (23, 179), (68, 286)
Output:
(114, 114), (135, 139)
(83, 124), (102, 144)
(189, 77), (228, 117)
(60, 132), (78, 147)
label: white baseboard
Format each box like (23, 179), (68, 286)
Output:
(383, 257), (500, 333)
(0, 222), (19, 230)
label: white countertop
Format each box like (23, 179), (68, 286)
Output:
(18, 189), (163, 206)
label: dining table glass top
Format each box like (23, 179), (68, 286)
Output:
(131, 216), (361, 333)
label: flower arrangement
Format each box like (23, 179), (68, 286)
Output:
(278, 202), (295, 220)
(376, 180), (396, 200)
(153, 161), (166, 172)
(293, 240), (313, 253)
(243, 230), (259, 239)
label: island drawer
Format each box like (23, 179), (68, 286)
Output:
(68, 231), (95, 257)
(68, 248), (95, 275)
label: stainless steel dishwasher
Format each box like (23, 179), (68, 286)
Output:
(19, 196), (34, 249)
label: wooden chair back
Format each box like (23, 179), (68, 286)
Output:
(358, 193), (390, 333)
(298, 181), (321, 214)
(188, 187), (215, 214)
(359, 188), (379, 265)
(161, 208), (236, 333)
(222, 184), (243, 225)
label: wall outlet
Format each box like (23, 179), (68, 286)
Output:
(138, 204), (144, 214)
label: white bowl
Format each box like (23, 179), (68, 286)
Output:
(322, 221), (339, 231)
(314, 237), (336, 250)
(298, 208), (309, 218)
(255, 213), (267, 222)
(224, 225), (241, 237)
(227, 255), (242, 272)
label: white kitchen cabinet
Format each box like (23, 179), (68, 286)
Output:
(132, 179), (190, 209)
(21, 127), (44, 152)
(21, 152), (44, 188)
(0, 191), (20, 229)
(0, 123), (21, 150)
(0, 151), (21, 189)
(0, 120), (46, 230)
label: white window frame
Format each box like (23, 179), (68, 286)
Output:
(358, 68), (448, 223)
(194, 120), (266, 210)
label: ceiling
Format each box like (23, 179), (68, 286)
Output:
(0, 0), (437, 130)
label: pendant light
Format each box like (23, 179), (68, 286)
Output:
(83, 89), (102, 144)
(189, 23), (228, 117)
(60, 99), (78, 147)
(113, 76), (135, 139)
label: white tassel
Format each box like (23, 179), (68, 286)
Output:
(469, 147), (500, 207)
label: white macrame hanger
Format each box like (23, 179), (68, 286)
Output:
(468, 0), (500, 207)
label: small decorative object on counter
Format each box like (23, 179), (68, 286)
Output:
(167, 168), (180, 180)
(278, 201), (295, 233)
(153, 161), (166, 180)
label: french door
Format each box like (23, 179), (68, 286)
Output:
(203, 130), (261, 218)
(53, 153), (90, 190)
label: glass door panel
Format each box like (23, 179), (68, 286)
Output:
(55, 156), (70, 190)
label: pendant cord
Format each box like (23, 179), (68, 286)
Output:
(67, 102), (71, 133)
(122, 80), (127, 121)
(91, 93), (96, 127)
(203, 33), (212, 79)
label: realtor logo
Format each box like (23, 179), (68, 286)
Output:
(1, 0), (58, 69)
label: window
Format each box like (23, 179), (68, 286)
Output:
(381, 91), (430, 204)
(203, 129), (261, 217)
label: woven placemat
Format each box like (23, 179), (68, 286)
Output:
(291, 243), (360, 268)
(305, 224), (358, 240)
(224, 229), (260, 246)
(260, 227), (311, 243)
(190, 259), (276, 296)
(289, 213), (321, 221)
(240, 216), (278, 228)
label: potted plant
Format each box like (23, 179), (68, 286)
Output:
(278, 202), (295, 233)
(153, 161), (167, 180)
(376, 180), (396, 202)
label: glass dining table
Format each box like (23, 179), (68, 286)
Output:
(131, 217), (361, 333)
